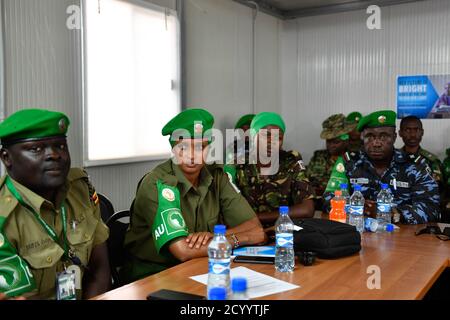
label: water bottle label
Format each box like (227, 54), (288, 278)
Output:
(208, 259), (230, 275)
(377, 203), (391, 213)
(349, 205), (364, 216)
(344, 204), (350, 214)
(276, 233), (293, 248)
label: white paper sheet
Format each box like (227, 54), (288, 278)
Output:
(190, 266), (300, 299)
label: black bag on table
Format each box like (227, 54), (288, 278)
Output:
(293, 218), (361, 259)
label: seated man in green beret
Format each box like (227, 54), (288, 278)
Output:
(346, 112), (363, 153)
(122, 109), (266, 283)
(235, 112), (315, 231)
(324, 110), (440, 224)
(0, 109), (110, 300)
(224, 114), (255, 185)
(306, 114), (355, 207)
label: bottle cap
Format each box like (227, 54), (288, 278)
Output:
(353, 184), (362, 191)
(386, 224), (394, 232)
(381, 183), (388, 190)
(213, 225), (226, 235)
(208, 287), (227, 300)
(334, 190), (342, 197)
(231, 278), (247, 293)
(279, 206), (289, 215)
(340, 183), (348, 190)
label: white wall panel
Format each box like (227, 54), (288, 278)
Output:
(185, 0), (281, 130)
(281, 0), (450, 162)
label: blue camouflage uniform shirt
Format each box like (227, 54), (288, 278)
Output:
(324, 149), (441, 224)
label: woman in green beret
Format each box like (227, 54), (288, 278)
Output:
(122, 109), (266, 283)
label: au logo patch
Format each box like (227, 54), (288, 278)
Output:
(378, 116), (386, 124)
(0, 233), (4, 248)
(167, 210), (186, 230)
(162, 188), (175, 202)
(336, 163), (345, 173)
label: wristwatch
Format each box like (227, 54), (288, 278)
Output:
(230, 233), (240, 249)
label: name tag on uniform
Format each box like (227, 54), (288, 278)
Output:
(390, 179), (409, 188)
(350, 178), (369, 185)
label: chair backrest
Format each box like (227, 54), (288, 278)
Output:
(106, 210), (130, 288)
(98, 193), (115, 223)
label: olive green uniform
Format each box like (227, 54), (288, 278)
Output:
(0, 168), (109, 299)
(122, 160), (256, 282)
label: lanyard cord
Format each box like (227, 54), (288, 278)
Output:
(5, 176), (70, 259)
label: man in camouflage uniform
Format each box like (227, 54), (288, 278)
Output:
(306, 114), (355, 203)
(235, 112), (315, 229)
(324, 110), (440, 224)
(224, 114), (255, 185)
(346, 112), (363, 153)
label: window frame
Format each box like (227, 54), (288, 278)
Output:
(81, 0), (181, 168)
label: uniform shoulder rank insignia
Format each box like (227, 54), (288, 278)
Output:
(343, 152), (351, 162)
(297, 160), (306, 171)
(83, 174), (99, 206)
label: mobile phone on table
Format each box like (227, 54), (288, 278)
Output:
(147, 289), (205, 300)
(233, 255), (275, 264)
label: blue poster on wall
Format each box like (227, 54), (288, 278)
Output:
(397, 75), (450, 119)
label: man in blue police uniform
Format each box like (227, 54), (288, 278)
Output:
(324, 110), (440, 224)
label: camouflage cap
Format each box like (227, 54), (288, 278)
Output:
(320, 114), (355, 140)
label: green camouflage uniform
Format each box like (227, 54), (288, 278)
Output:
(305, 150), (337, 197)
(235, 150), (315, 227)
(305, 114), (355, 198)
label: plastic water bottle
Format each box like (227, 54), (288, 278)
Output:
(207, 225), (232, 299)
(340, 183), (350, 223)
(377, 184), (393, 223)
(275, 206), (295, 273)
(364, 217), (395, 233)
(230, 278), (249, 300)
(208, 287), (227, 300)
(330, 190), (346, 224)
(349, 185), (365, 233)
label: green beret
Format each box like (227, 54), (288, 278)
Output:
(357, 110), (397, 132)
(0, 109), (70, 145)
(346, 112), (363, 124)
(250, 112), (286, 137)
(235, 114), (255, 129)
(320, 114), (355, 140)
(162, 108), (214, 146)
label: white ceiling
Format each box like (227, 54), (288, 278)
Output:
(263, 0), (357, 11)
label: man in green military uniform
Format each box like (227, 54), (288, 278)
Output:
(346, 112), (363, 153)
(224, 114), (255, 185)
(306, 114), (355, 204)
(235, 112), (315, 231)
(0, 109), (110, 300)
(122, 109), (265, 283)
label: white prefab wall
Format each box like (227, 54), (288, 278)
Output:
(185, 0), (281, 130)
(281, 0), (450, 162)
(1, 0), (281, 210)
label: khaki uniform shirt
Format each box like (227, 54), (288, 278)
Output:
(0, 168), (109, 299)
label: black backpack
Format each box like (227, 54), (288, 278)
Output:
(293, 218), (361, 259)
